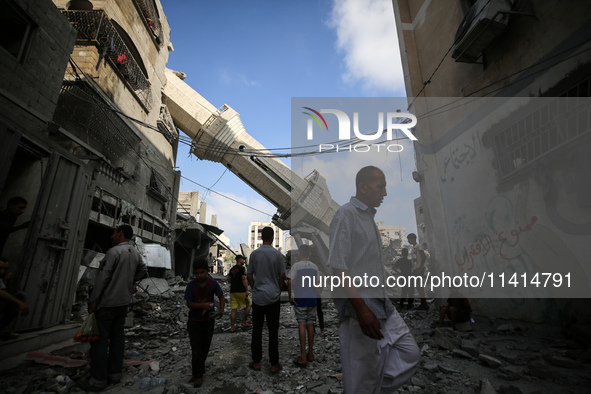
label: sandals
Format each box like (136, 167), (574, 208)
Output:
(248, 361), (261, 371)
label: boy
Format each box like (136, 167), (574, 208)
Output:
(185, 258), (225, 387)
(394, 248), (413, 310)
(227, 254), (251, 332)
(287, 244), (320, 367)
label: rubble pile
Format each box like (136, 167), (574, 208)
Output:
(1, 276), (590, 393)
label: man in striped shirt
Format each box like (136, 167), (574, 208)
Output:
(328, 166), (420, 393)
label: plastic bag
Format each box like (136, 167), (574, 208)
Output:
(74, 313), (99, 342)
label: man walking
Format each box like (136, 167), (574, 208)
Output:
(328, 166), (420, 393)
(79, 224), (147, 392)
(247, 227), (285, 374)
(228, 254), (251, 332)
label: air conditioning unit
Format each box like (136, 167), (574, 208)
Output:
(452, 0), (511, 63)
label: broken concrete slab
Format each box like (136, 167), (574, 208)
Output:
(479, 354), (502, 368)
(434, 328), (458, 350)
(139, 278), (171, 295)
(547, 355), (582, 369)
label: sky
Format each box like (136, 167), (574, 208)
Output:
(162, 0), (419, 250)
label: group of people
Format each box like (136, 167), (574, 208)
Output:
(42, 165), (467, 393)
(75, 167), (425, 393)
(185, 166), (426, 392)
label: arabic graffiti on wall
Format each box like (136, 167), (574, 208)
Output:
(440, 133), (482, 183)
(454, 215), (538, 271)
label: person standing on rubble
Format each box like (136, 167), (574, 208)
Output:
(185, 258), (225, 388)
(227, 254), (251, 332)
(287, 244), (320, 367)
(247, 226), (285, 374)
(328, 166), (420, 393)
(407, 233), (429, 310)
(78, 224), (147, 392)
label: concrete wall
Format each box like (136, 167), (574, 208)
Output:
(393, 0), (591, 323)
(0, 0), (76, 131)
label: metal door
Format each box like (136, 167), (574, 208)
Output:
(16, 152), (93, 330)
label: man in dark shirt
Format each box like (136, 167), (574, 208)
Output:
(227, 254), (251, 332)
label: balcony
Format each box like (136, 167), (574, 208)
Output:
(157, 104), (178, 144)
(133, 0), (163, 46)
(62, 10), (152, 110)
(54, 79), (141, 177)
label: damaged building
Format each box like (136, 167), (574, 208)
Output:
(0, 0), (336, 361)
(392, 0), (591, 323)
(0, 0), (223, 354)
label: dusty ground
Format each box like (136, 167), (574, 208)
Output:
(1, 275), (590, 394)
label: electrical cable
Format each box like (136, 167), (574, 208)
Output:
(180, 176), (274, 217)
(406, 0), (493, 111)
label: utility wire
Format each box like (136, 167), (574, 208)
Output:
(181, 176), (274, 217)
(406, 0), (493, 110)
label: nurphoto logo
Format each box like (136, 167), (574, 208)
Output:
(302, 107), (418, 153)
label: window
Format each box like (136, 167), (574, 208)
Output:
(493, 94), (590, 179)
(0, 0), (35, 62)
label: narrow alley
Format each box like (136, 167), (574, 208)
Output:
(1, 273), (590, 394)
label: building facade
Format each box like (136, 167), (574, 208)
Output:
(393, 0), (591, 322)
(376, 221), (405, 248)
(0, 0), (200, 335)
(248, 221), (285, 251)
(177, 191), (200, 219)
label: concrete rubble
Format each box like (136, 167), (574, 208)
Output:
(1, 274), (590, 393)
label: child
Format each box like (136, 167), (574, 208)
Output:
(394, 248), (413, 310)
(287, 244), (320, 367)
(185, 258), (225, 387)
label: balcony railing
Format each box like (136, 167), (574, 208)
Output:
(54, 80), (142, 176)
(157, 104), (178, 144)
(133, 0), (163, 45)
(62, 10), (152, 110)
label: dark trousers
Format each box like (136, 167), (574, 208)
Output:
(187, 319), (215, 378)
(400, 285), (413, 307)
(251, 300), (280, 365)
(0, 291), (26, 332)
(316, 297), (325, 330)
(89, 306), (128, 383)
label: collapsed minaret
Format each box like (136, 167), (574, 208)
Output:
(163, 68), (339, 264)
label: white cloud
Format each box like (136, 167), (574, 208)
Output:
(219, 68), (260, 87)
(329, 0), (405, 94)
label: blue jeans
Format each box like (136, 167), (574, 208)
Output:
(89, 306), (128, 385)
(251, 300), (280, 365)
